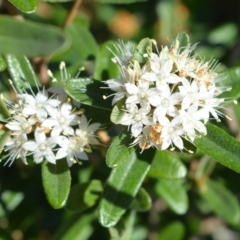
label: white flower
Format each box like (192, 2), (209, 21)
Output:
(20, 90), (60, 121)
(4, 134), (28, 166)
(22, 128), (58, 164)
(41, 103), (80, 136)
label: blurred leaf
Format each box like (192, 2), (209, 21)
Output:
(0, 130), (11, 155)
(158, 221), (185, 240)
(1, 191), (24, 211)
(65, 180), (103, 212)
(42, 160), (71, 209)
(98, 148), (155, 227)
(64, 78), (112, 111)
(132, 38), (151, 65)
(110, 98), (127, 124)
(199, 180), (240, 226)
(195, 156), (216, 179)
(155, 179), (188, 214)
(0, 16), (65, 57)
(0, 96), (10, 121)
(43, 0), (74, 2)
(130, 187), (151, 212)
(170, 32), (190, 52)
(194, 123), (240, 173)
(106, 129), (135, 168)
(96, 0), (147, 3)
(219, 67), (240, 100)
(9, 0), (38, 13)
(94, 40), (119, 80)
(148, 150), (187, 179)
(0, 55), (7, 72)
(5, 54), (40, 93)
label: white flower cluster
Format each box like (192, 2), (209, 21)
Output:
(3, 66), (100, 166)
(105, 39), (228, 151)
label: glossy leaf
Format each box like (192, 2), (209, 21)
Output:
(199, 180), (240, 226)
(94, 40), (119, 80)
(96, 0), (147, 3)
(130, 188), (152, 212)
(132, 38), (151, 65)
(98, 148), (155, 227)
(110, 98), (127, 124)
(170, 32), (190, 52)
(42, 160), (71, 209)
(0, 130), (11, 155)
(194, 123), (240, 173)
(155, 179), (188, 214)
(106, 129), (135, 168)
(148, 150), (187, 179)
(0, 96), (10, 121)
(158, 222), (185, 240)
(64, 78), (112, 111)
(65, 180), (103, 212)
(0, 16), (65, 57)
(9, 0), (38, 13)
(5, 54), (40, 93)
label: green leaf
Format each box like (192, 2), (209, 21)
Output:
(5, 54), (40, 93)
(199, 180), (240, 226)
(64, 78), (112, 111)
(0, 55), (7, 72)
(65, 180), (103, 213)
(42, 160), (71, 209)
(195, 156), (216, 179)
(9, 0), (38, 13)
(194, 123), (240, 173)
(0, 130), (11, 155)
(158, 222), (185, 240)
(110, 98), (127, 124)
(219, 67), (240, 100)
(98, 148), (155, 227)
(106, 129), (135, 168)
(94, 40), (119, 80)
(170, 32), (190, 53)
(0, 96), (10, 121)
(130, 188), (151, 212)
(95, 0), (147, 3)
(148, 150), (187, 179)
(42, 0), (74, 2)
(0, 16), (66, 57)
(155, 179), (188, 214)
(132, 38), (152, 65)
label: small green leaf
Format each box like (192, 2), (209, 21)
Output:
(195, 156), (216, 179)
(110, 98), (127, 124)
(158, 222), (185, 240)
(219, 67), (240, 100)
(132, 38), (152, 65)
(9, 0), (38, 13)
(194, 123), (240, 173)
(106, 129), (135, 168)
(130, 188), (151, 212)
(155, 179), (188, 214)
(65, 180), (103, 213)
(98, 148), (155, 227)
(96, 0), (147, 3)
(199, 180), (240, 226)
(0, 55), (7, 72)
(64, 78), (112, 111)
(0, 130), (11, 155)
(148, 150), (187, 179)
(5, 54), (40, 93)
(94, 40), (119, 80)
(0, 96), (10, 121)
(42, 160), (71, 209)
(170, 32), (190, 53)
(0, 16), (66, 57)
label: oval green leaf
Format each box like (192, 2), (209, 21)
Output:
(132, 38), (151, 65)
(42, 160), (71, 209)
(0, 96), (10, 121)
(98, 148), (155, 227)
(0, 16), (65, 57)
(194, 123), (240, 173)
(0, 55), (7, 72)
(0, 130), (11, 156)
(110, 98), (127, 124)
(130, 187), (152, 212)
(65, 180), (103, 213)
(199, 180), (240, 226)
(64, 78), (112, 111)
(170, 32), (190, 53)
(5, 54), (40, 93)
(9, 0), (38, 13)
(106, 130), (135, 168)
(158, 222), (185, 240)
(155, 179), (188, 214)
(148, 150), (187, 179)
